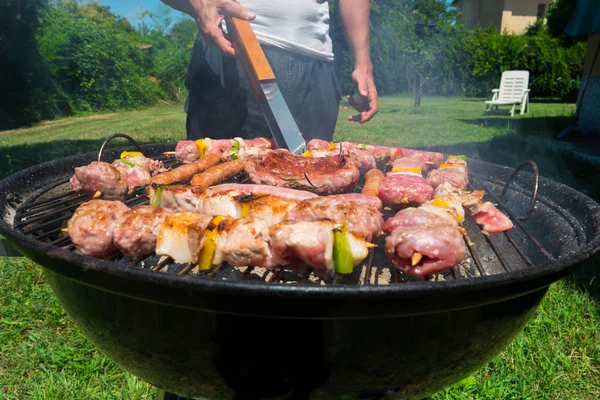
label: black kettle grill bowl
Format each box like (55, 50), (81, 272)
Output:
(1, 143), (599, 400)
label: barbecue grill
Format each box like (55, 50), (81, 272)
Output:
(1, 137), (599, 400)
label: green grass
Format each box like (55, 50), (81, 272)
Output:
(1, 96), (599, 399)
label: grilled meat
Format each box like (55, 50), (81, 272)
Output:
(156, 212), (214, 263)
(113, 206), (173, 257)
(151, 154), (220, 186)
(244, 149), (360, 195)
(175, 141), (200, 164)
(306, 148), (376, 173)
(175, 137), (275, 164)
(426, 158), (468, 189)
(306, 139), (403, 163)
(68, 199), (129, 259)
(385, 224), (465, 277)
(74, 161), (129, 200)
(284, 194), (384, 241)
(472, 202), (514, 233)
(432, 182), (513, 233)
(362, 169), (384, 199)
(399, 148), (444, 167)
(190, 160), (245, 188)
(391, 157), (428, 173)
(112, 161), (151, 194)
(378, 171), (434, 208)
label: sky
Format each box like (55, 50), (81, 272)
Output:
(92, 0), (457, 28)
(87, 0), (170, 27)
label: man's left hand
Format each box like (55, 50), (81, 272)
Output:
(347, 65), (378, 123)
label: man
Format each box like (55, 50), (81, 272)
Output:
(162, 0), (378, 143)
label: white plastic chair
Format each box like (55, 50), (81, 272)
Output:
(484, 70), (530, 117)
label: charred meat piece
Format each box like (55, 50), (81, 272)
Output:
(113, 206), (173, 257)
(67, 200), (129, 259)
(214, 216), (275, 267)
(74, 161), (128, 200)
(244, 149), (360, 195)
(378, 171), (434, 208)
(284, 194), (384, 241)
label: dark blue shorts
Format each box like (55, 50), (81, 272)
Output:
(184, 34), (342, 142)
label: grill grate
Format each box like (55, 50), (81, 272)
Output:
(13, 154), (549, 286)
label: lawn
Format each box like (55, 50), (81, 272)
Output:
(1, 95), (599, 399)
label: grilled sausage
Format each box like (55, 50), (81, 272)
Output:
(151, 154), (220, 186)
(362, 169), (384, 199)
(190, 159), (245, 188)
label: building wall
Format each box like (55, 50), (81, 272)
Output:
(455, 0), (554, 34)
(456, 0), (504, 30)
(501, 0), (554, 34)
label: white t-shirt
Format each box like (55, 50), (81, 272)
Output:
(223, 0), (334, 62)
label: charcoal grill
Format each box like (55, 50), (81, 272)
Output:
(1, 138), (599, 400)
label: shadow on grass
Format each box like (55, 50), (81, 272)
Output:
(459, 116), (575, 140)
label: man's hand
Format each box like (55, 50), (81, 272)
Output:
(162, 0), (255, 57)
(347, 64), (378, 123)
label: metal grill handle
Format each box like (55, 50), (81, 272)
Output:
(97, 133), (144, 162)
(500, 160), (539, 221)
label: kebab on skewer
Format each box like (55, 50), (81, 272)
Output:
(172, 137), (275, 163)
(70, 151), (167, 201)
(67, 199), (377, 275)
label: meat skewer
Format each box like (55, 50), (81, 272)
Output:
(303, 147), (376, 174)
(377, 165), (434, 208)
(433, 182), (513, 233)
(426, 157), (469, 189)
(70, 153), (167, 200)
(113, 206), (173, 257)
(172, 137), (275, 164)
(190, 159), (245, 188)
(150, 154), (220, 186)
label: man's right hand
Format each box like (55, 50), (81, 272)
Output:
(163, 0), (256, 57)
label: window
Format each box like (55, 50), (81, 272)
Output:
(537, 4), (547, 18)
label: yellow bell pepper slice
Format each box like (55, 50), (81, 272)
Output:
(391, 167), (421, 174)
(302, 150), (312, 157)
(198, 215), (226, 271)
(120, 151), (144, 159)
(240, 202), (251, 217)
(431, 198), (451, 208)
(329, 142), (337, 150)
(196, 139), (209, 157)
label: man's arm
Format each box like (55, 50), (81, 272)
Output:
(160, 0), (255, 58)
(338, 0), (378, 123)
